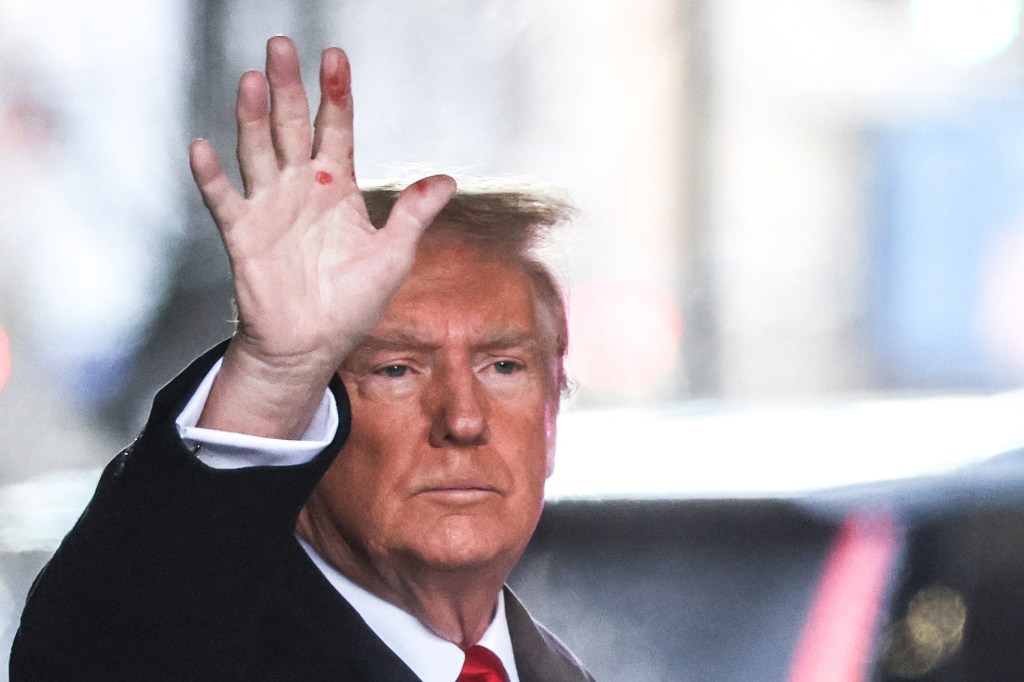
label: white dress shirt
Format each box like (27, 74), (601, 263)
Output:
(298, 535), (519, 682)
(175, 361), (520, 682)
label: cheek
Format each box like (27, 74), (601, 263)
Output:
(331, 396), (421, 507)
(342, 372), (423, 445)
(320, 434), (410, 544)
(501, 400), (557, 484)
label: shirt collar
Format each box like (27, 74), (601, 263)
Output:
(297, 536), (520, 682)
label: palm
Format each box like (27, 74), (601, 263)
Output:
(223, 168), (384, 364)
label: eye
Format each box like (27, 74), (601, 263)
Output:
(377, 364), (409, 378)
(493, 360), (522, 375)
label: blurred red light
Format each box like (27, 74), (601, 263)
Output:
(0, 325), (9, 392)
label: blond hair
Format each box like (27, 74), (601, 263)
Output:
(363, 180), (574, 394)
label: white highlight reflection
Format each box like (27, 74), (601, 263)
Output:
(910, 0), (1022, 66)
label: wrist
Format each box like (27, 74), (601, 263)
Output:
(196, 338), (338, 439)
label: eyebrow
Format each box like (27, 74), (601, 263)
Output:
(356, 328), (540, 354)
(473, 330), (540, 353)
(355, 331), (438, 353)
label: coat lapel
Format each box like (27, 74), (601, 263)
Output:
(504, 587), (596, 682)
(260, 538), (424, 681)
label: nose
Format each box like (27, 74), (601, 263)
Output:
(428, 364), (489, 448)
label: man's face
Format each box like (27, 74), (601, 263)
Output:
(307, 236), (559, 579)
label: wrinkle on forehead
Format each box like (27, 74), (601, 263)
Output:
(408, 242), (518, 287)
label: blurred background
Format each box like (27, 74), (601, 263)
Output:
(4, 0), (1024, 679)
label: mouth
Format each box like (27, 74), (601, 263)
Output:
(416, 482), (500, 503)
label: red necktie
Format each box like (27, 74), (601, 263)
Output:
(456, 645), (508, 682)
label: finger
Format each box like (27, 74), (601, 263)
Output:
(265, 35), (312, 167)
(235, 70), (277, 195)
(312, 48), (355, 175)
(189, 139), (246, 226)
(381, 175), (458, 248)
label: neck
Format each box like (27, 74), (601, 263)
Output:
(296, 508), (508, 649)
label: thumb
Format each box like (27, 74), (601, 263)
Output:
(381, 175), (457, 248)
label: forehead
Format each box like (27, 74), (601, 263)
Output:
(376, 237), (540, 338)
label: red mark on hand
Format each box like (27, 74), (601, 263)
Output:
(324, 71), (349, 106)
(410, 178), (430, 196)
(315, 171), (334, 185)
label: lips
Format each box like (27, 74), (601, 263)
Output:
(415, 479), (500, 499)
(420, 483), (497, 493)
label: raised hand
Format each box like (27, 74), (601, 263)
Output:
(189, 36), (455, 438)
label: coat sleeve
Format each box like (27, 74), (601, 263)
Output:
(9, 342), (351, 681)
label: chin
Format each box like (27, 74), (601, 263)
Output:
(408, 523), (518, 573)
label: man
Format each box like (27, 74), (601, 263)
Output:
(10, 36), (593, 681)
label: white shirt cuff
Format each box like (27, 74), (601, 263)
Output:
(174, 358), (339, 469)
